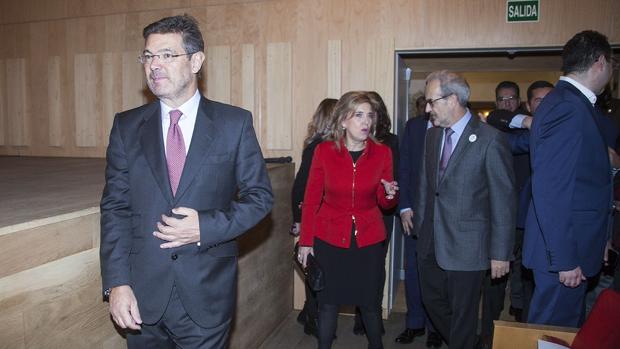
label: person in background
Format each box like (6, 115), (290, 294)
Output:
(396, 95), (443, 348)
(414, 70), (516, 349)
(291, 98), (338, 337)
(478, 80), (550, 348)
(298, 91), (399, 349)
(524, 30), (615, 327)
(478, 80), (554, 349)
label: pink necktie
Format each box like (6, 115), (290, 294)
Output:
(166, 110), (186, 196)
(438, 127), (454, 180)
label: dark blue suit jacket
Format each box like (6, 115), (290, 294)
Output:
(399, 116), (429, 212)
(100, 96), (273, 328)
(524, 80), (611, 277)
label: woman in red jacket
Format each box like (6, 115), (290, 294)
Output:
(298, 91), (398, 349)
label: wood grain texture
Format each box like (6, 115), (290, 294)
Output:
(0, 60), (5, 146)
(0, 161), (293, 349)
(327, 40), (341, 99)
(48, 56), (64, 147)
(206, 45), (231, 103)
(6, 58), (29, 146)
(265, 42), (292, 150)
(240, 44), (261, 145)
(0, 213), (97, 278)
(74, 53), (99, 147)
(0, 249), (122, 349)
(0, 0), (618, 158)
(102, 52), (122, 147)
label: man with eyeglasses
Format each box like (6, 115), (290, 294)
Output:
(100, 14), (273, 348)
(524, 30), (615, 327)
(413, 70), (516, 349)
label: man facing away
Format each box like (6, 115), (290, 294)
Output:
(524, 30), (615, 327)
(100, 15), (273, 348)
(414, 70), (516, 349)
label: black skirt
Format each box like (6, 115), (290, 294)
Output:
(313, 226), (385, 307)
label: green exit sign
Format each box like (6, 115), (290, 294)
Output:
(507, 0), (540, 22)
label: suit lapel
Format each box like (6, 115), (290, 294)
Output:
(173, 97), (217, 203)
(139, 103), (175, 204)
(438, 115), (479, 186)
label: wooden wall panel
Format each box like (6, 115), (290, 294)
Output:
(0, 213), (97, 279)
(48, 56), (64, 147)
(265, 42), (292, 150)
(102, 53), (122, 146)
(0, 249), (122, 349)
(0, 0), (618, 159)
(241, 44), (258, 137)
(206, 45), (231, 103)
(121, 51), (147, 111)
(0, 164), (293, 349)
(366, 37), (395, 123)
(0, 60), (5, 146)
(327, 40), (342, 99)
(6, 58), (29, 146)
(74, 53), (99, 147)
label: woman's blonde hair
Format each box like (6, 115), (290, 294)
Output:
(324, 91), (377, 149)
(303, 98), (338, 147)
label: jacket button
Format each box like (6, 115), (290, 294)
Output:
(171, 254), (178, 260)
(435, 192), (439, 197)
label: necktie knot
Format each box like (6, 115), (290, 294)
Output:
(170, 110), (183, 125)
(445, 127), (454, 138)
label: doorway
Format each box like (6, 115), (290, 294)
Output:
(386, 46), (620, 315)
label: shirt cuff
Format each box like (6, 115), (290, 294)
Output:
(509, 114), (527, 129)
(400, 207), (412, 214)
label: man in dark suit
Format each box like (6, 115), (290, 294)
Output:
(414, 70), (516, 349)
(524, 30), (615, 327)
(478, 81), (554, 348)
(99, 15), (273, 348)
(479, 81), (524, 348)
(396, 96), (442, 348)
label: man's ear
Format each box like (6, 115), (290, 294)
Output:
(191, 51), (205, 74)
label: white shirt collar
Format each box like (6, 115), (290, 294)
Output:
(160, 90), (201, 122)
(449, 109), (471, 139)
(559, 76), (597, 105)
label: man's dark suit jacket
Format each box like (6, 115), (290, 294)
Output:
(413, 115), (516, 271)
(524, 80), (611, 277)
(100, 96), (273, 328)
(399, 116), (429, 213)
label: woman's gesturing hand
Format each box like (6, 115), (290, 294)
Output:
(381, 179), (399, 199)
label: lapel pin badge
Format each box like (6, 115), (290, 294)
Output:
(469, 134), (477, 143)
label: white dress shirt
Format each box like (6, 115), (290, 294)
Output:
(160, 89), (201, 154)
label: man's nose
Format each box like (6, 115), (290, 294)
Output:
(425, 103), (432, 113)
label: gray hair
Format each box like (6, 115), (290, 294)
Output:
(426, 70), (470, 107)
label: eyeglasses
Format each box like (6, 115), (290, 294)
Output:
(138, 52), (196, 64)
(496, 95), (518, 102)
(426, 94), (452, 107)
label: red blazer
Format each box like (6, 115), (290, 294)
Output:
(299, 139), (398, 248)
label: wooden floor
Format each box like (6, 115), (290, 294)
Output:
(261, 280), (517, 349)
(260, 310), (447, 349)
(0, 156), (106, 228)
